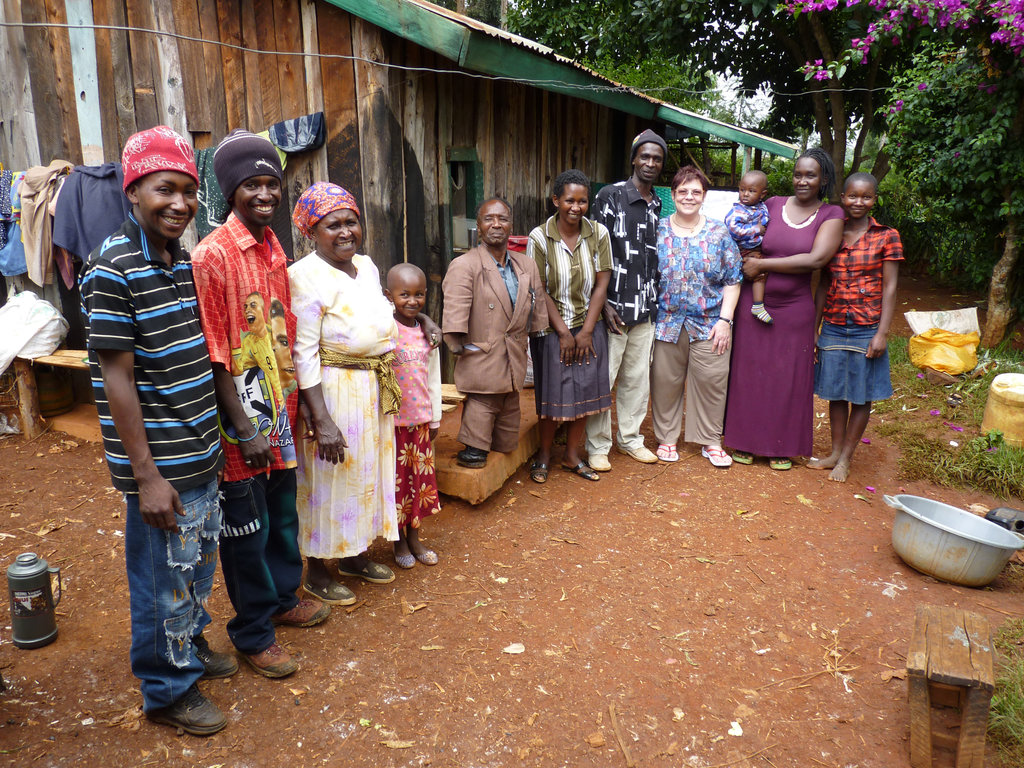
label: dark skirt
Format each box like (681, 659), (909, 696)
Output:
(814, 321), (893, 404)
(530, 321), (612, 422)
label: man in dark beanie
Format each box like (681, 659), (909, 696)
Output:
(192, 129), (329, 680)
(585, 129), (667, 471)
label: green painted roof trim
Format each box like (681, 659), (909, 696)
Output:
(323, 0), (796, 157)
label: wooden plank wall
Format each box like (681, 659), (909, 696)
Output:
(0, 0), (647, 320)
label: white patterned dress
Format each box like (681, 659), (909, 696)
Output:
(289, 252), (399, 558)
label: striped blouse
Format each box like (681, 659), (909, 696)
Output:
(526, 215), (612, 331)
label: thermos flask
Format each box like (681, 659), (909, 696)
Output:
(7, 552), (62, 649)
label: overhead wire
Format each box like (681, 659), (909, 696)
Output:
(0, 19), (902, 101)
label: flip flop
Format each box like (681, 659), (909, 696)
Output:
(530, 460), (549, 484)
(302, 580), (357, 606)
(701, 446), (733, 468)
(337, 560), (396, 584)
(656, 444), (679, 462)
(732, 450), (754, 465)
(769, 457), (792, 471)
(414, 549), (439, 566)
(563, 461), (599, 481)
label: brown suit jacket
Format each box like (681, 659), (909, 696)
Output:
(442, 246), (548, 394)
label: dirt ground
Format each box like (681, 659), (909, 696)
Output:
(1, 275), (1022, 768)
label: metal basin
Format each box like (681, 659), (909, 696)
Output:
(885, 494), (1024, 587)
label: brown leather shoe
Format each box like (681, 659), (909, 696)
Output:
(272, 598), (331, 628)
(242, 642), (298, 678)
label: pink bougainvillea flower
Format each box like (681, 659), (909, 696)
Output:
(917, 373), (924, 379)
(861, 438), (871, 444)
(930, 409), (941, 415)
(866, 486), (876, 493)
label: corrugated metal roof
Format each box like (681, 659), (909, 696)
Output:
(325, 0), (797, 157)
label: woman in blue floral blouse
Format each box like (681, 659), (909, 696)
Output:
(650, 165), (742, 468)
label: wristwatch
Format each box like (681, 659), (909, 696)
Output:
(719, 316), (734, 327)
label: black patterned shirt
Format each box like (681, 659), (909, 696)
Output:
(592, 179), (661, 325)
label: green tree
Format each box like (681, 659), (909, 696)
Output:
(510, 0), (905, 183)
(886, 43), (1024, 345)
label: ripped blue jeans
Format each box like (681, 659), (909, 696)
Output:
(125, 479), (221, 711)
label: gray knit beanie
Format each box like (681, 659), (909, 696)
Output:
(630, 129), (668, 160)
(213, 129), (283, 200)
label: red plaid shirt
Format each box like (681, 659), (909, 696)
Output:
(822, 218), (903, 326)
(192, 214), (299, 482)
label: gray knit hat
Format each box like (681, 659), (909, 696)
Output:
(630, 129), (668, 160)
(213, 129), (283, 200)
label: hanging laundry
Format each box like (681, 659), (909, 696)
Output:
(0, 173), (28, 278)
(20, 160), (73, 287)
(195, 147), (230, 240)
(53, 162), (134, 262)
(0, 169), (13, 251)
(268, 112), (326, 155)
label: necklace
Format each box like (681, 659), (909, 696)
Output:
(781, 199), (823, 230)
(671, 213), (703, 235)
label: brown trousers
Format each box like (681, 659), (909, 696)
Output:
(458, 392), (521, 453)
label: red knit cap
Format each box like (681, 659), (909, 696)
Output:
(121, 126), (199, 191)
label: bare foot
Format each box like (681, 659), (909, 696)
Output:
(828, 460), (850, 482)
(808, 452), (841, 470)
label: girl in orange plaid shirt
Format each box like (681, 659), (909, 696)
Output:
(809, 172), (903, 482)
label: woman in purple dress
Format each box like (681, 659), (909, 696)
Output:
(723, 148), (844, 469)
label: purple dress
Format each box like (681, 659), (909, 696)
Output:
(723, 196), (844, 456)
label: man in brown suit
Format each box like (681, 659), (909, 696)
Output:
(442, 198), (548, 468)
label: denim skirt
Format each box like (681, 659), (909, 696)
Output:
(814, 321), (893, 404)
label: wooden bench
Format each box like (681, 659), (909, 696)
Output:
(907, 604), (995, 768)
(12, 349), (89, 439)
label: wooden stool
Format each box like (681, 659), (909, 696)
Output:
(907, 604), (995, 768)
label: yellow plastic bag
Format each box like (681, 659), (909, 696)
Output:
(908, 328), (980, 375)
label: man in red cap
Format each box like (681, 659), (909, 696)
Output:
(81, 126), (233, 735)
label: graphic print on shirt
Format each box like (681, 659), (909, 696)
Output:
(225, 290), (297, 465)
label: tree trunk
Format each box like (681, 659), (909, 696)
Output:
(981, 213), (1019, 347)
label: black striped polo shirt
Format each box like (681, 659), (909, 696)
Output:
(80, 215), (223, 493)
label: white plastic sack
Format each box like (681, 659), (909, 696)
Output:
(904, 307), (980, 336)
(0, 291), (69, 373)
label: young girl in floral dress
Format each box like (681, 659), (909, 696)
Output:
(386, 263), (442, 568)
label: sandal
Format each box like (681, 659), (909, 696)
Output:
(732, 450), (754, 465)
(302, 580), (357, 606)
(769, 457), (792, 471)
(563, 461), (599, 481)
(701, 446), (733, 468)
(337, 560), (396, 584)
(656, 444), (679, 462)
(530, 460), (549, 484)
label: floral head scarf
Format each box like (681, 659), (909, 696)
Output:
(292, 182), (360, 239)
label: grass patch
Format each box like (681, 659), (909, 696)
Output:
(875, 338), (1024, 500)
(991, 617), (1024, 766)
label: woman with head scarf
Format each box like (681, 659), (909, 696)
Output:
(289, 182), (401, 603)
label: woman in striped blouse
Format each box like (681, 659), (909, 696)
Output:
(526, 169), (613, 483)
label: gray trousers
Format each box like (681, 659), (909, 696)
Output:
(650, 335), (730, 447)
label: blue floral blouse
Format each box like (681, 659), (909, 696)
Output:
(655, 217), (742, 343)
